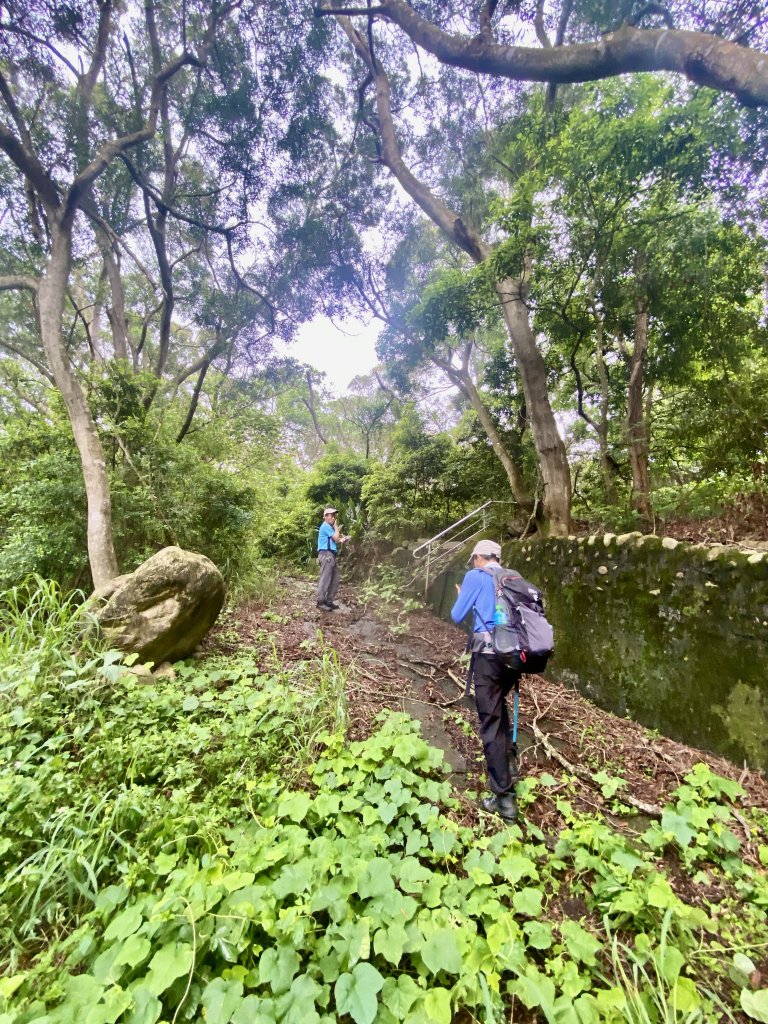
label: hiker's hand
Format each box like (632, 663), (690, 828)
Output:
(455, 583), (461, 594)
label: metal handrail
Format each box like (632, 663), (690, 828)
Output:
(412, 500), (494, 558)
(409, 500), (513, 594)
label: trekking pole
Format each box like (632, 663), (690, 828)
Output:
(508, 678), (520, 782)
(512, 678), (520, 753)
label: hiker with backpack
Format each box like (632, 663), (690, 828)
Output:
(451, 539), (554, 823)
(316, 507), (350, 611)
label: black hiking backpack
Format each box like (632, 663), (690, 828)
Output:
(483, 564), (554, 673)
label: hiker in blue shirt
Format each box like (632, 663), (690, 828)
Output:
(452, 539), (519, 823)
(316, 507), (349, 611)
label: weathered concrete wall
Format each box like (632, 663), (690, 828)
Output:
(429, 534), (768, 771)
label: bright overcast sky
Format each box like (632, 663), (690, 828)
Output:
(279, 314), (382, 394)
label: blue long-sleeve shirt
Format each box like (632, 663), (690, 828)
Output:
(451, 567), (496, 634)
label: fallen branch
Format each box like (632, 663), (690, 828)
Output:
(446, 669), (467, 693)
(530, 693), (663, 819)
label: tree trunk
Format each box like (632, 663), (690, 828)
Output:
(626, 251), (652, 529)
(38, 224), (119, 587)
(496, 278), (571, 534)
(594, 312), (618, 504)
(333, 12), (572, 535)
(441, 354), (532, 510)
(99, 237), (130, 361)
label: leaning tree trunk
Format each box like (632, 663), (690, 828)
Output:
(332, 11), (572, 535)
(38, 224), (119, 587)
(594, 311), (618, 505)
(496, 279), (571, 534)
(444, 357), (533, 511)
(626, 251), (652, 529)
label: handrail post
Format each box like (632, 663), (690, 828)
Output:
(425, 544), (431, 596)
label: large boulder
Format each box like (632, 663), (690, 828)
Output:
(91, 547), (226, 664)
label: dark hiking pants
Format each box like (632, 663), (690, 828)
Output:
(317, 550), (339, 605)
(473, 653), (520, 795)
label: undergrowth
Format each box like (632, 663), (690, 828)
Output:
(1, 581), (767, 1024)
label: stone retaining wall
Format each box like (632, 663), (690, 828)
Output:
(430, 534), (768, 770)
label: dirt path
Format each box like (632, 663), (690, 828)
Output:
(210, 574), (768, 848)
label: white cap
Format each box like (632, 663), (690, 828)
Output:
(323, 507), (338, 516)
(468, 539), (501, 563)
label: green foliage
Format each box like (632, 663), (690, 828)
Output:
(0, 377), (277, 586)
(0, 412), (88, 590)
(304, 445), (370, 510)
(359, 567), (423, 621)
(0, 575), (101, 691)
(2, 576), (767, 1024)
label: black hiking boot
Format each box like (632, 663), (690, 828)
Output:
(327, 602), (340, 610)
(482, 792), (518, 823)
(316, 601), (333, 611)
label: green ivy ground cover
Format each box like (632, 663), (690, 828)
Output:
(1, 609), (767, 1023)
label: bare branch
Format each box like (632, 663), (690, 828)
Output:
(314, 5), (387, 15)
(534, 0), (551, 48)
(317, 0), (768, 107)
(0, 274), (39, 292)
(0, 22), (80, 77)
(479, 0), (499, 43)
(302, 370), (328, 444)
(629, 3), (676, 29)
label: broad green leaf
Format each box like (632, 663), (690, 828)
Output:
(0, 977), (24, 999)
(380, 975), (421, 1017)
(741, 990), (768, 1023)
(272, 859), (315, 899)
(524, 921), (553, 950)
(396, 857), (432, 892)
(113, 934), (151, 970)
(358, 858), (395, 899)
(422, 988), (452, 1024)
(559, 921), (601, 965)
(145, 942), (194, 996)
(334, 918), (371, 968)
(610, 849), (645, 872)
(282, 974), (323, 1024)
(334, 963), (384, 1024)
(259, 947), (300, 994)
(571, 994), (602, 1024)
(429, 828), (458, 858)
(125, 985), (161, 1024)
(655, 944), (685, 984)
(153, 852), (177, 875)
(201, 978), (244, 1024)
(512, 967), (557, 1021)
(670, 977), (701, 1013)
(595, 986), (627, 1013)
(421, 929), (462, 975)
(373, 925), (407, 966)
(231, 995), (275, 1024)
(513, 887), (543, 917)
(498, 853), (538, 884)
(278, 791), (311, 822)
(103, 907), (143, 943)
(661, 810), (697, 848)
(84, 987), (133, 1024)
(646, 875), (677, 909)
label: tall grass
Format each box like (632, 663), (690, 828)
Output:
(0, 575), (101, 694)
